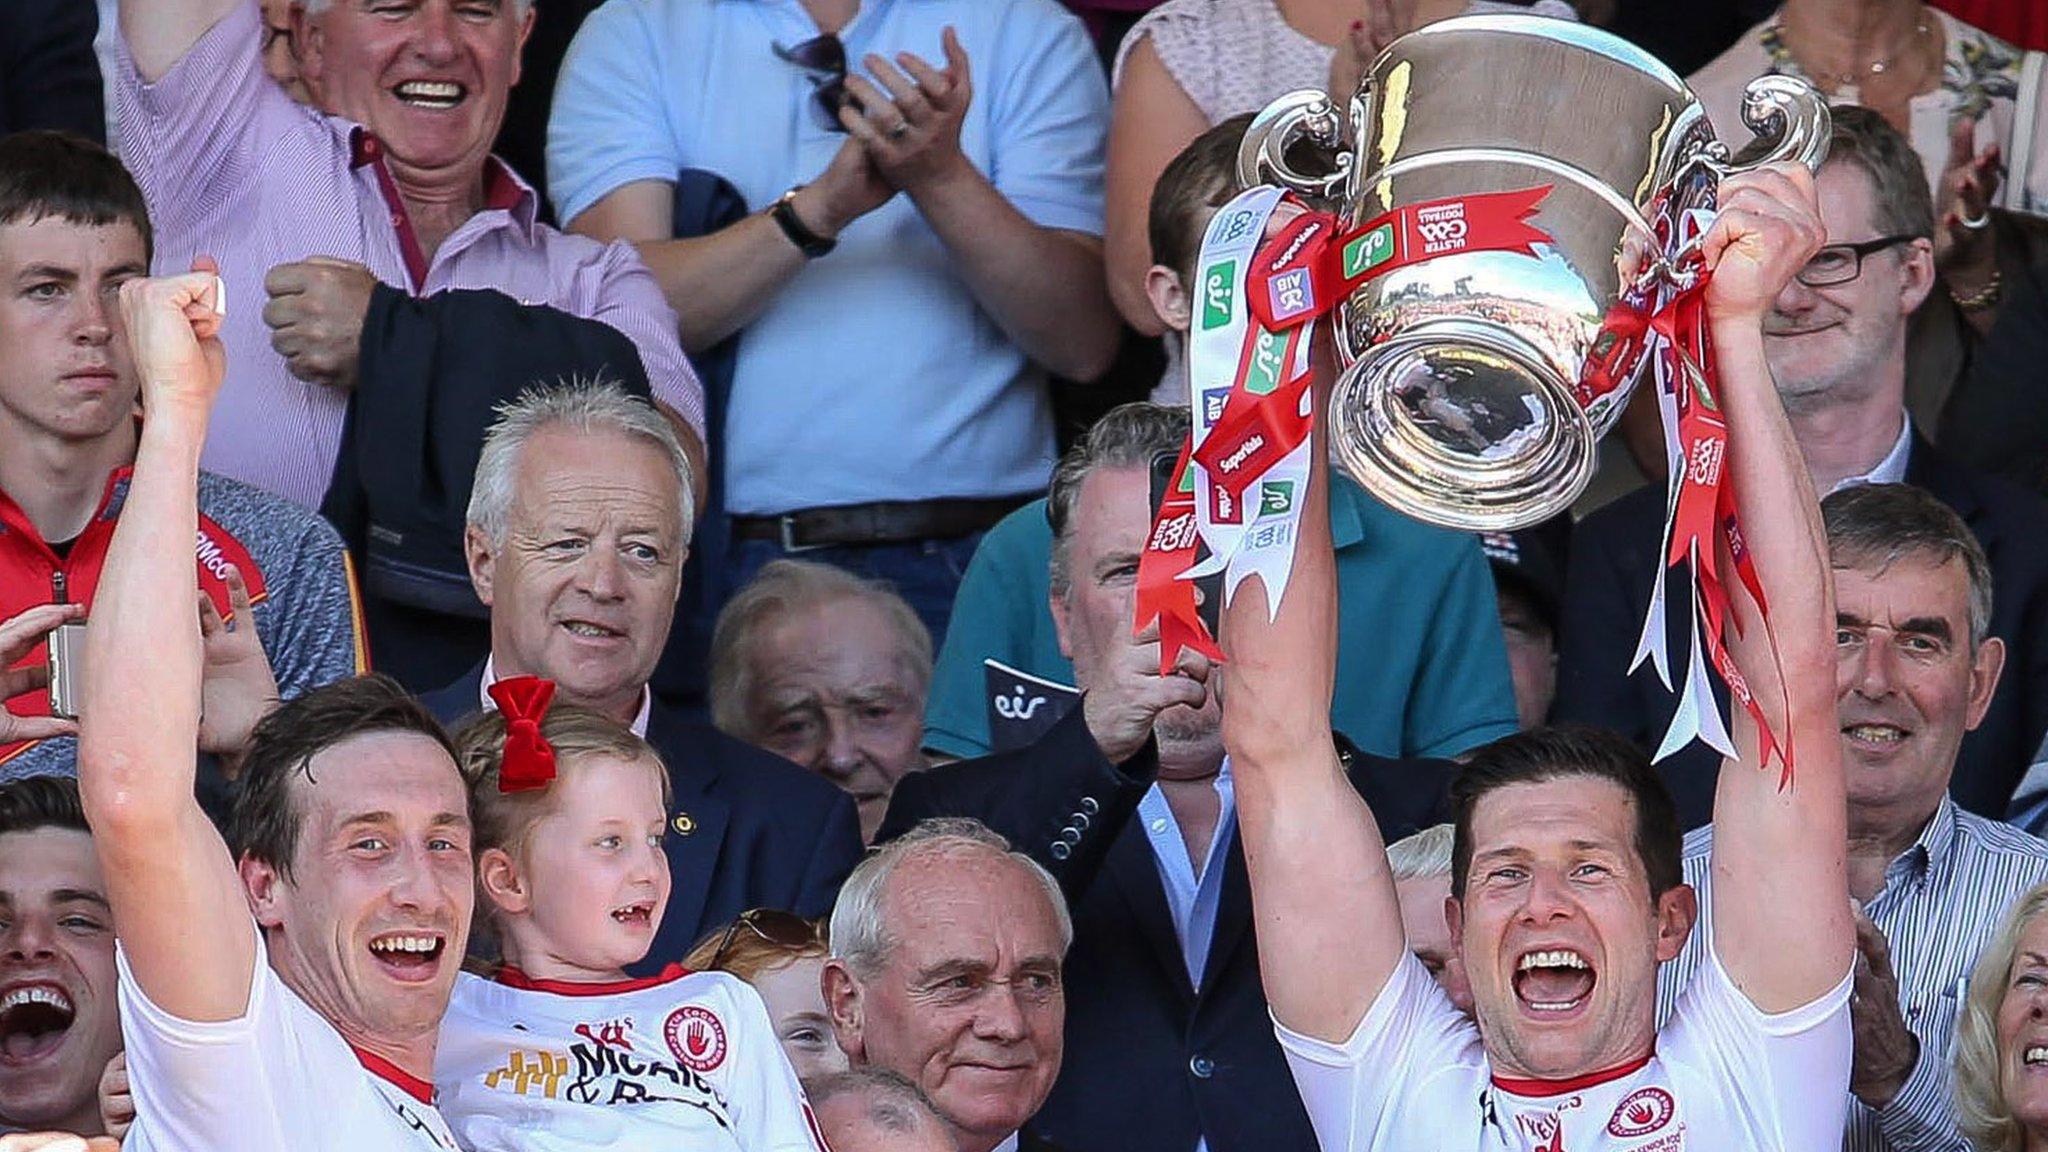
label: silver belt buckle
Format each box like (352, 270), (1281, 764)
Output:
(777, 513), (827, 554)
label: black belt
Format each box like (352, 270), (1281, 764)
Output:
(731, 496), (1033, 551)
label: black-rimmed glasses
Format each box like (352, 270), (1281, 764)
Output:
(774, 34), (855, 133)
(706, 908), (822, 971)
(1796, 234), (1919, 287)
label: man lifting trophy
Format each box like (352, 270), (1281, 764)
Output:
(1134, 14), (1861, 1150)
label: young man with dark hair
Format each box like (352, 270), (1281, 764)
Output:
(1222, 163), (1855, 1149)
(76, 269), (471, 1150)
(0, 130), (366, 784)
(0, 776), (122, 1140)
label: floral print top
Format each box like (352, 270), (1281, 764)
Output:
(1690, 6), (2046, 215)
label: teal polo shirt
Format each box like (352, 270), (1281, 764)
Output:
(923, 476), (1519, 759)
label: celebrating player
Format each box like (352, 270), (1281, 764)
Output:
(1218, 164), (1856, 1148)
(77, 268), (472, 1151)
(433, 692), (823, 1149)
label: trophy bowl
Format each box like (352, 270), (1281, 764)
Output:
(1238, 15), (1829, 530)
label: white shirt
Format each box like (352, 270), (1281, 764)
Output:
(479, 654), (652, 738)
(436, 966), (824, 1151)
(1276, 944), (1852, 1150)
(118, 932), (461, 1152)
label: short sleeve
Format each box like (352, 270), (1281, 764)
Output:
(984, 1), (1110, 236)
(116, 934), (296, 1152)
(1272, 953), (1484, 1152)
(1112, 3), (1218, 120)
(1660, 942), (1853, 1151)
(548, 0), (687, 227)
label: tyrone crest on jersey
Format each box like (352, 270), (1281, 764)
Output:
(1607, 1087), (1676, 1139)
(666, 1005), (728, 1073)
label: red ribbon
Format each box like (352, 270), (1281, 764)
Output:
(1653, 269), (1795, 784)
(1245, 185), (1556, 333)
(1134, 444), (1225, 673)
(487, 675), (558, 793)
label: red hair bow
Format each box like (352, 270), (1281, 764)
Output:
(488, 676), (558, 793)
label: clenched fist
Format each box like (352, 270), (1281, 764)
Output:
(263, 256), (377, 389)
(117, 259), (226, 416)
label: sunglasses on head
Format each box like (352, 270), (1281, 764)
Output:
(707, 908), (823, 971)
(774, 33), (860, 132)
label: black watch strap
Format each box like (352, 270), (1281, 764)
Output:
(770, 187), (837, 258)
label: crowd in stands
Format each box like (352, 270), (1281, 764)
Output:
(7, 0), (2048, 1149)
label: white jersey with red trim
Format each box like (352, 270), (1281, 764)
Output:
(1276, 945), (1851, 1151)
(435, 965), (826, 1151)
(117, 934), (460, 1152)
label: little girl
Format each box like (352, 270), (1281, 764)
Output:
(433, 678), (824, 1151)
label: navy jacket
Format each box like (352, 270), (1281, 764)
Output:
(422, 663), (863, 970)
(1556, 436), (2048, 827)
(878, 704), (1455, 1152)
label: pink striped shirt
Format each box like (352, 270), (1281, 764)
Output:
(110, 1), (703, 508)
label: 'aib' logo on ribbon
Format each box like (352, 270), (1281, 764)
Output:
(1201, 260), (1237, 330)
(1342, 223), (1395, 278)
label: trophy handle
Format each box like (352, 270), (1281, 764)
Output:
(1236, 88), (1357, 200)
(1704, 75), (1833, 177)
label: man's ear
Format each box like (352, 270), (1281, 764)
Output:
(465, 524), (498, 606)
(1445, 893), (1465, 955)
(1653, 882), (1699, 964)
(1966, 635), (2006, 732)
(821, 959), (867, 1062)
(1145, 264), (1193, 333)
(478, 847), (530, 917)
(241, 854), (288, 930)
(1897, 237), (1937, 315)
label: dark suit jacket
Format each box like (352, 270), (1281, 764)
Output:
(1556, 435), (2048, 826)
(878, 705), (1455, 1152)
(422, 663), (863, 970)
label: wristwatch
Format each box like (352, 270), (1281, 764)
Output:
(769, 186), (837, 258)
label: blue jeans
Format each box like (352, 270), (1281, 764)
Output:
(725, 532), (986, 651)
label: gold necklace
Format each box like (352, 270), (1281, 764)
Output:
(1773, 6), (1935, 94)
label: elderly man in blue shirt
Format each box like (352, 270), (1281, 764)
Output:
(549, 0), (1117, 643)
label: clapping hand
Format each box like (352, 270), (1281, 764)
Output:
(840, 27), (974, 192)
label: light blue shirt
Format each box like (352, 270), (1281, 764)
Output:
(1137, 759), (1235, 1152)
(1138, 760), (1236, 995)
(549, 0), (1109, 513)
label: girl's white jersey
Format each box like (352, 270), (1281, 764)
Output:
(437, 965), (827, 1152)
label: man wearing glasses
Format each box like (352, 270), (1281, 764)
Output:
(547, 0), (1117, 647)
(1557, 105), (2048, 831)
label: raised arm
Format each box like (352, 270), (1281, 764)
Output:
(77, 268), (256, 1022)
(1218, 335), (1406, 1042)
(119, 0), (240, 82)
(1698, 165), (1856, 1012)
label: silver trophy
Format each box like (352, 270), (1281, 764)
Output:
(1238, 15), (1830, 530)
